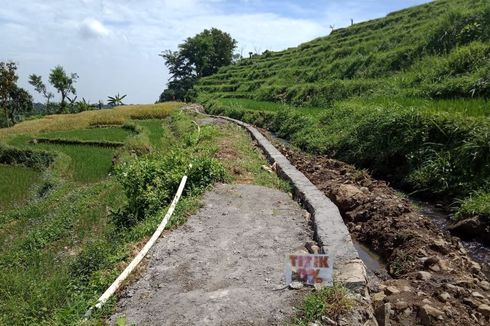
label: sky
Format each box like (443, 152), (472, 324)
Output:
(1, 0), (431, 104)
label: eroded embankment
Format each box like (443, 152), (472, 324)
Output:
(267, 135), (490, 325)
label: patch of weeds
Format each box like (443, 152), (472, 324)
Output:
(116, 316), (129, 326)
(294, 284), (354, 325)
(455, 190), (490, 222)
(389, 251), (415, 277)
(0, 144), (54, 169)
(213, 122), (292, 192)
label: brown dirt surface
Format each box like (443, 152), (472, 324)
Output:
(110, 184), (312, 325)
(265, 134), (490, 326)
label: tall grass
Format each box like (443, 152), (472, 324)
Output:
(133, 120), (165, 148)
(0, 165), (42, 211)
(197, 0), (490, 222)
(204, 97), (490, 220)
(41, 127), (135, 142)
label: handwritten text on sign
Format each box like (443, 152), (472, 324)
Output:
(285, 254), (333, 286)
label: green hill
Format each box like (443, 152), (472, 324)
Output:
(197, 0), (489, 105)
(196, 0), (490, 231)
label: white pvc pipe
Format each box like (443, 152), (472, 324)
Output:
(85, 175), (188, 319)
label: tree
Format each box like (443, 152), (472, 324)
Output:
(0, 61), (33, 127)
(28, 74), (54, 104)
(48, 66), (78, 112)
(107, 93), (127, 106)
(8, 87), (33, 124)
(159, 28), (237, 102)
(0, 62), (18, 126)
(179, 28), (237, 78)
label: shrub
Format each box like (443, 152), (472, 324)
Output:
(455, 191), (490, 221)
(113, 149), (225, 228)
(0, 144), (54, 169)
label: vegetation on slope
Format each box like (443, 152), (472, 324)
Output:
(197, 0), (490, 225)
(197, 0), (490, 104)
(0, 103), (289, 324)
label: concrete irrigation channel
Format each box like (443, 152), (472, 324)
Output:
(218, 116), (367, 289)
(110, 114), (371, 325)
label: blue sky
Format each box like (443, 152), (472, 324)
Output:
(0, 0), (431, 104)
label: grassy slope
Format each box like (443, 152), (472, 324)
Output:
(197, 0), (489, 105)
(197, 0), (490, 220)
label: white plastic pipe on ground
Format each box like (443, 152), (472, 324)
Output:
(84, 175), (188, 319)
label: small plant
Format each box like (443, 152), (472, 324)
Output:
(455, 191), (490, 222)
(389, 251), (415, 277)
(295, 284), (354, 324)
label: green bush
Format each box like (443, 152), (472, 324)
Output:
(456, 191), (490, 221)
(114, 149), (225, 228)
(0, 144), (54, 169)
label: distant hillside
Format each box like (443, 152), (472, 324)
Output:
(196, 0), (489, 106)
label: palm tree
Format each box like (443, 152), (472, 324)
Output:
(107, 93), (127, 107)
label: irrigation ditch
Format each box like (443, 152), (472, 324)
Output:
(213, 112), (490, 325)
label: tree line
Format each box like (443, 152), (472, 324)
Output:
(0, 63), (127, 128)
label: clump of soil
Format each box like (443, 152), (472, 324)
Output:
(265, 134), (490, 326)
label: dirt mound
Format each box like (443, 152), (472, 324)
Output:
(268, 137), (490, 326)
(110, 184), (311, 325)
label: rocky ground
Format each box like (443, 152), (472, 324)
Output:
(110, 184), (312, 325)
(264, 133), (490, 326)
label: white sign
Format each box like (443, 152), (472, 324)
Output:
(285, 254), (334, 286)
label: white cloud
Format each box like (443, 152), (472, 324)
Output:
(79, 17), (110, 39)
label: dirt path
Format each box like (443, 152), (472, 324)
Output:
(110, 184), (311, 325)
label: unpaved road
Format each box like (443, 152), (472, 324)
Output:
(111, 184), (311, 325)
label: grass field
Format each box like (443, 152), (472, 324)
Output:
(8, 135), (117, 183)
(0, 104), (179, 185)
(134, 120), (165, 148)
(41, 127), (135, 142)
(218, 98), (326, 116)
(0, 164), (42, 211)
(0, 103), (290, 325)
(215, 96), (490, 118)
(0, 104), (184, 324)
(196, 0), (490, 106)
(0, 103), (180, 141)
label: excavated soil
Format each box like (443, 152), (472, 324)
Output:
(264, 133), (490, 326)
(110, 184), (311, 325)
